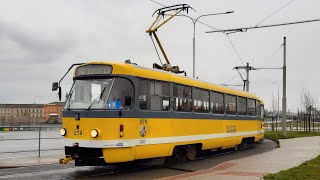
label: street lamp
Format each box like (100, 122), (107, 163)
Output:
(175, 11), (234, 78)
(33, 96), (39, 125)
(0, 98), (6, 126)
(273, 82), (280, 130)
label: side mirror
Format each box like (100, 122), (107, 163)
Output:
(124, 96), (131, 106)
(52, 82), (59, 91)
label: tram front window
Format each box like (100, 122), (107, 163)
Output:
(65, 78), (134, 110)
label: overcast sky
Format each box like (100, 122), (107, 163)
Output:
(0, 0), (320, 112)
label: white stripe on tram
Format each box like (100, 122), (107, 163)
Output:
(63, 130), (264, 148)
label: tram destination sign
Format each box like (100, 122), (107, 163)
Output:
(76, 64), (112, 76)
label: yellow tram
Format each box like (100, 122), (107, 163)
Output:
(55, 61), (264, 166)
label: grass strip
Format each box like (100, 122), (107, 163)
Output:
(264, 131), (320, 179)
(264, 154), (320, 180)
(264, 131), (320, 147)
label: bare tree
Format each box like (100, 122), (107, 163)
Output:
(300, 88), (318, 131)
(300, 88), (318, 113)
(271, 93), (278, 131)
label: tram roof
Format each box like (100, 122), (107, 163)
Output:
(75, 61), (264, 104)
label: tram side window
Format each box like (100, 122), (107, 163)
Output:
(108, 78), (134, 110)
(248, 99), (256, 116)
(210, 91), (224, 114)
(173, 85), (192, 112)
(225, 95), (236, 115)
(139, 80), (170, 111)
(238, 97), (247, 115)
(256, 100), (261, 117)
(193, 88), (209, 113)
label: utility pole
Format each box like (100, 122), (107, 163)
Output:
(232, 38), (287, 137)
(246, 63), (250, 92)
(233, 62), (256, 92)
(282, 37), (287, 136)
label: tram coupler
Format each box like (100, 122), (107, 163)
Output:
(59, 155), (76, 164)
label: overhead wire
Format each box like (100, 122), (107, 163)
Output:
(270, 44), (284, 58)
(255, 0), (296, 27)
(257, 44), (283, 69)
(207, 18), (320, 33)
(223, 72), (241, 84)
(225, 35), (245, 65)
(149, 0), (163, 7)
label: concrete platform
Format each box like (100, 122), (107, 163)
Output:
(0, 154), (62, 169)
(161, 136), (320, 180)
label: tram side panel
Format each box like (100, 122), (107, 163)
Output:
(133, 118), (171, 160)
(62, 116), (263, 164)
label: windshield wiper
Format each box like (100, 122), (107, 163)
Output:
(87, 87), (107, 111)
(66, 88), (75, 111)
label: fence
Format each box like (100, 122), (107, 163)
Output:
(264, 119), (320, 132)
(0, 125), (63, 157)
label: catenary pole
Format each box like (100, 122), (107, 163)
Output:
(282, 37), (287, 136)
(277, 83), (280, 129)
(246, 63), (249, 92)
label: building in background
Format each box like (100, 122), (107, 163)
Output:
(0, 102), (65, 125)
(0, 104), (44, 125)
(43, 102), (65, 124)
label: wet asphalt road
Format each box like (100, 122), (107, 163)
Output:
(0, 139), (276, 180)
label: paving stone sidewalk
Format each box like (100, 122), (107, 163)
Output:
(161, 136), (320, 180)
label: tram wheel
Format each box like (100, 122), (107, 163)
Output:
(187, 145), (197, 160)
(157, 156), (167, 165)
(234, 145), (239, 152)
(148, 156), (167, 166)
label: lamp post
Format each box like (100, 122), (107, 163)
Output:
(273, 82), (280, 130)
(33, 96), (39, 125)
(0, 98), (6, 126)
(175, 11), (234, 78)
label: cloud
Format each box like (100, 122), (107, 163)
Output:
(0, 0), (319, 111)
(0, 21), (76, 64)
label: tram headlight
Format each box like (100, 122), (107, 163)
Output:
(60, 128), (67, 136)
(91, 129), (99, 138)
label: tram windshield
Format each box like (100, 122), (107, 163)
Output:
(65, 77), (134, 110)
